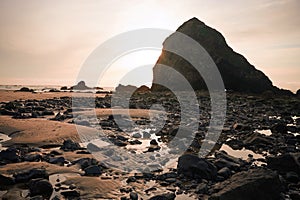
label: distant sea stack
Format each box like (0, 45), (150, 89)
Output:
(70, 81), (91, 90)
(152, 17), (286, 94)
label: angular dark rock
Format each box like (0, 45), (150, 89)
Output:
(84, 165), (102, 176)
(177, 154), (217, 180)
(150, 139), (158, 145)
(209, 168), (282, 200)
(61, 190), (80, 198)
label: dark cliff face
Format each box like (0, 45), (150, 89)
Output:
(151, 17), (278, 93)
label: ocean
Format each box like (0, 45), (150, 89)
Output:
(0, 85), (115, 93)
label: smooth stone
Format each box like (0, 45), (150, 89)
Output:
(29, 178), (53, 198)
(149, 193), (176, 200)
(177, 154), (217, 180)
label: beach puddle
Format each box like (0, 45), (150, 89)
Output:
(49, 173), (80, 199)
(255, 129), (272, 136)
(0, 132), (11, 149)
(220, 144), (264, 160)
(0, 133), (11, 142)
(176, 193), (197, 200)
(81, 138), (111, 148)
(269, 115), (281, 120)
(0, 191), (7, 197)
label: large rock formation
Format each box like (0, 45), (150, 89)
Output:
(151, 17), (280, 93)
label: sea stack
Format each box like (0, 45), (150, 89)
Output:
(151, 17), (279, 93)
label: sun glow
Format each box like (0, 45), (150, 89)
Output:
(98, 49), (162, 88)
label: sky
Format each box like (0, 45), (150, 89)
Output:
(0, 0), (299, 92)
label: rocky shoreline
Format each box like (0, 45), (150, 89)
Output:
(0, 91), (299, 199)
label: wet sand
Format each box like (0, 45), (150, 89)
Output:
(0, 90), (107, 102)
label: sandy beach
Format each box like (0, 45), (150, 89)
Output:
(0, 90), (109, 102)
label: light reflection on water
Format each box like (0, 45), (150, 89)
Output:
(255, 129), (272, 136)
(220, 144), (264, 160)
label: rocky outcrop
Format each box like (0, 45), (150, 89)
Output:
(152, 17), (283, 94)
(115, 84), (137, 92)
(115, 84), (150, 93)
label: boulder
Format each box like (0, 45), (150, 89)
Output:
(267, 153), (300, 175)
(84, 165), (102, 176)
(60, 139), (81, 151)
(0, 147), (21, 163)
(209, 168), (283, 200)
(23, 153), (42, 162)
(217, 167), (231, 180)
(271, 123), (288, 134)
(61, 190), (80, 198)
(48, 156), (65, 165)
(72, 158), (98, 170)
(149, 193), (176, 200)
(14, 168), (48, 183)
(177, 154), (217, 180)
(130, 192), (138, 200)
(29, 178), (53, 198)
(0, 174), (15, 188)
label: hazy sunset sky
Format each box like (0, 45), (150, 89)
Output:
(0, 0), (299, 91)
